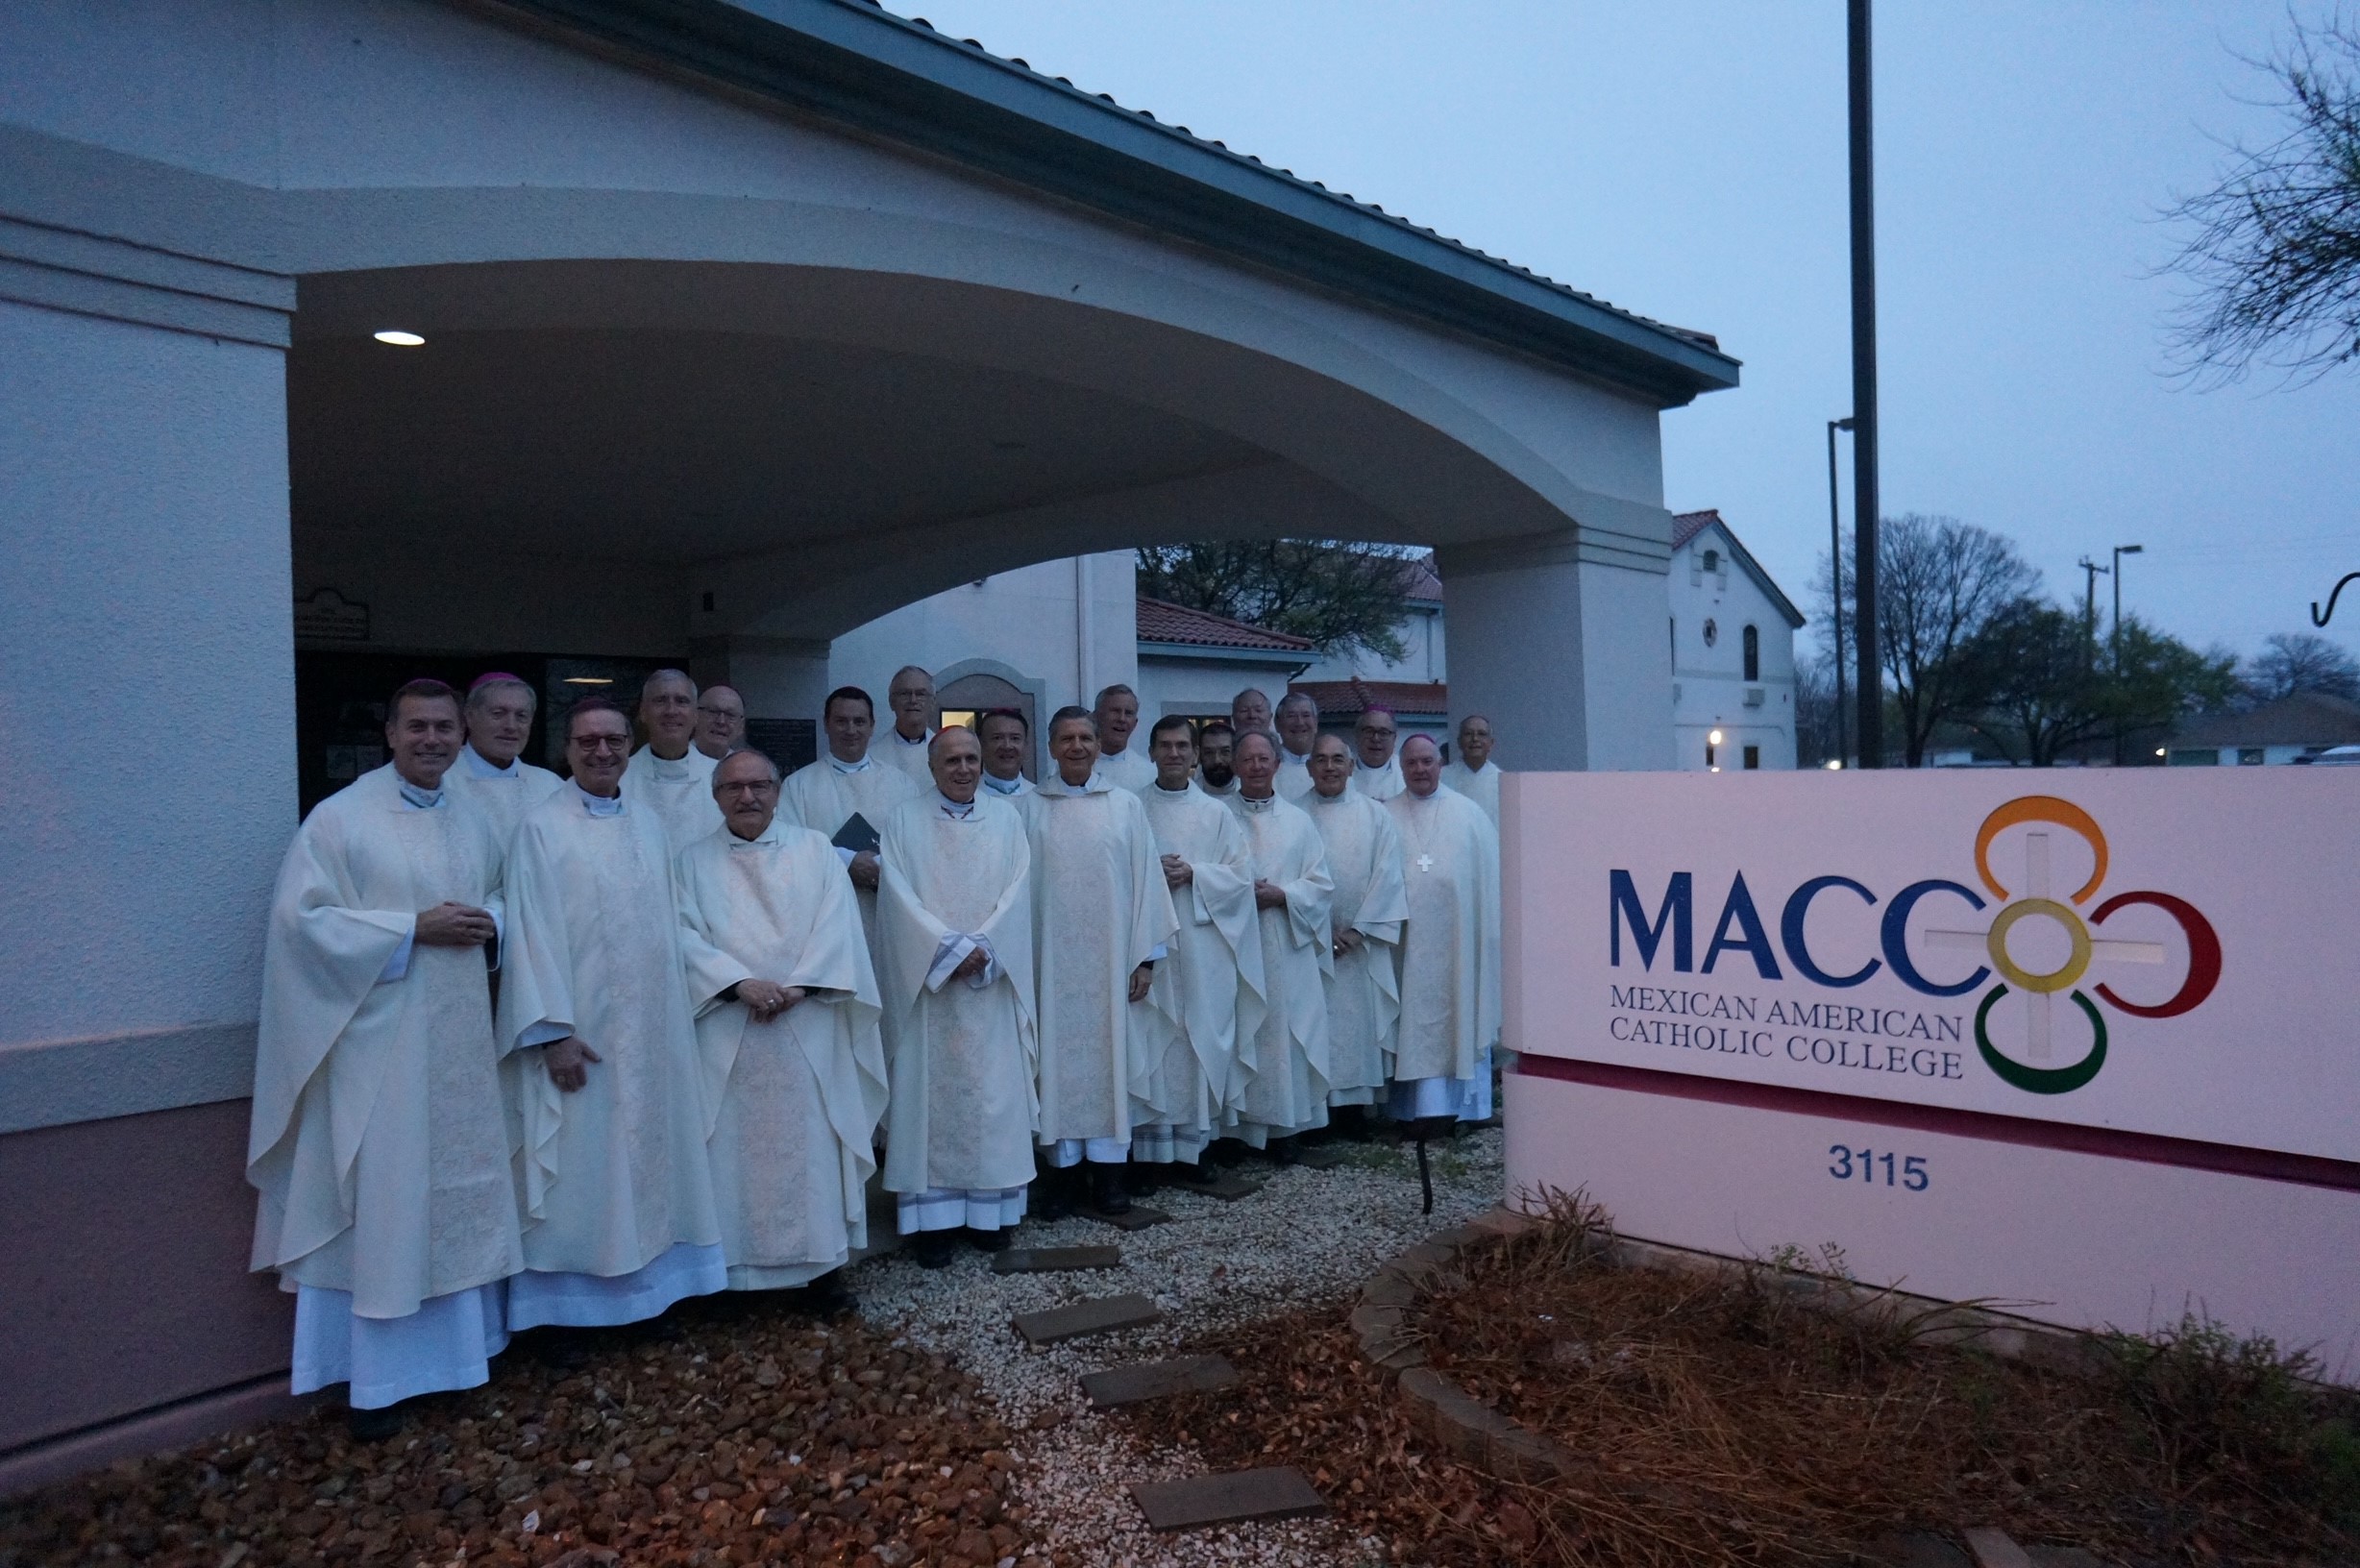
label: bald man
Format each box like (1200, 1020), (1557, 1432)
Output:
(694, 685), (747, 763)
(1438, 715), (1501, 830)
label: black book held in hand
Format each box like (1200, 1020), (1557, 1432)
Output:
(831, 812), (881, 856)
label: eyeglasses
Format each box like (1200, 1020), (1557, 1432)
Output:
(573, 736), (630, 754)
(697, 705), (743, 719)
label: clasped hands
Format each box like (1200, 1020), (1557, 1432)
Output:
(736, 979), (808, 1022)
(1253, 879), (1289, 911)
(415, 901), (496, 947)
(1161, 853), (1193, 889)
(1332, 927), (1365, 958)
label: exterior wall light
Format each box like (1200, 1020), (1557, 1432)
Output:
(373, 330), (426, 346)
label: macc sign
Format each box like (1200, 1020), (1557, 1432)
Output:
(1501, 771), (2359, 1373)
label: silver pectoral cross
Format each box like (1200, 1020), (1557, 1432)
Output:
(1414, 853), (1436, 872)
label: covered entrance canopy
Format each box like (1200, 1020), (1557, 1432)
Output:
(0, 0), (1734, 1486)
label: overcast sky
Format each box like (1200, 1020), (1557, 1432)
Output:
(898, 0), (2360, 664)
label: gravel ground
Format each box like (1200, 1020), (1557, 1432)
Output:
(858, 1126), (1507, 1568)
(0, 1127), (1501, 1568)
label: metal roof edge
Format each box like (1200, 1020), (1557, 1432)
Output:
(493, 0), (1740, 406)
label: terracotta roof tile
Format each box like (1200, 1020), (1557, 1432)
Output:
(1289, 677), (1450, 718)
(1136, 597), (1315, 652)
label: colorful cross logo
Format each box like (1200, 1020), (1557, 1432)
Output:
(1924, 796), (2222, 1094)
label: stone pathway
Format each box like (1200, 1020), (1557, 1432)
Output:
(856, 1126), (1504, 1566)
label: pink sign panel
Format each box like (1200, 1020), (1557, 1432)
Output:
(1501, 770), (2360, 1368)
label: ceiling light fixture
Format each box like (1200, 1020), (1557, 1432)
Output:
(372, 330), (426, 347)
(561, 676), (614, 686)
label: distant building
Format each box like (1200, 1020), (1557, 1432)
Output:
(1135, 598), (1315, 724)
(2167, 691), (2360, 766)
(1668, 510), (1803, 772)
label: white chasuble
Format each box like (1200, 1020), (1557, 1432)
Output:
(447, 747), (565, 846)
(1306, 787), (1409, 1107)
(496, 788), (722, 1316)
(778, 754), (921, 948)
(874, 794), (1039, 1197)
(1351, 753), (1406, 802)
(250, 765), (521, 1322)
(1223, 793), (1336, 1142)
(1275, 750), (1316, 801)
(1094, 747), (1156, 793)
(1439, 759), (1502, 831)
(1385, 787), (1503, 1119)
(878, 728), (937, 787)
(623, 745), (723, 854)
(1135, 783), (1266, 1156)
(675, 819), (888, 1289)
(1024, 776), (1178, 1149)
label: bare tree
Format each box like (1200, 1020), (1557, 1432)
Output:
(2164, 13), (2360, 382)
(1817, 514), (2040, 766)
(2244, 629), (2360, 699)
(1966, 604), (2240, 765)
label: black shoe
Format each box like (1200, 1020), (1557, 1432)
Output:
(1090, 1162), (1133, 1216)
(1034, 1165), (1074, 1220)
(1266, 1136), (1299, 1166)
(910, 1230), (957, 1269)
(1176, 1157), (1223, 1188)
(532, 1329), (594, 1371)
(801, 1272), (859, 1317)
(347, 1402), (408, 1443)
(1335, 1105), (1373, 1142)
(1209, 1139), (1248, 1168)
(1122, 1163), (1159, 1196)
(967, 1225), (1013, 1253)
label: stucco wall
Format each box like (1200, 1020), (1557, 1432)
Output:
(1669, 527), (1800, 771)
(0, 298), (292, 1052)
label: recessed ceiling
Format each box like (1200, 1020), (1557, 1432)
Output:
(289, 329), (1268, 564)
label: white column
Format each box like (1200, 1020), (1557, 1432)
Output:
(1438, 526), (1676, 773)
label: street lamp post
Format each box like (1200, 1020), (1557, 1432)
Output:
(2111, 543), (2143, 765)
(1847, 0), (1883, 768)
(1827, 417), (1854, 767)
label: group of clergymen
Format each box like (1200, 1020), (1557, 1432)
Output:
(248, 663), (1503, 1435)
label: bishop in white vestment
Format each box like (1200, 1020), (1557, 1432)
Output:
(497, 699), (725, 1330)
(1303, 734), (1408, 1115)
(1438, 715), (1502, 831)
(249, 680), (517, 1432)
(1386, 736), (1503, 1124)
(446, 674), (564, 843)
(1025, 710), (1176, 1214)
(1134, 718), (1266, 1172)
(1224, 731), (1336, 1153)
(1350, 706), (1406, 801)
(874, 729), (1041, 1264)
(676, 752), (888, 1302)
(622, 669), (723, 851)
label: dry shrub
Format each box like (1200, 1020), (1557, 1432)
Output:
(1151, 1193), (2359, 1567)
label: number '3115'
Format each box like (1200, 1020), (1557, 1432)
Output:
(1828, 1145), (1929, 1190)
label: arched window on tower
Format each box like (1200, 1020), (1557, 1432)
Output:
(1742, 624), (1760, 682)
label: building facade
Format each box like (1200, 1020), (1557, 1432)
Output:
(1667, 510), (1803, 772)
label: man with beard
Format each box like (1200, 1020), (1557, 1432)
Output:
(1194, 720), (1240, 798)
